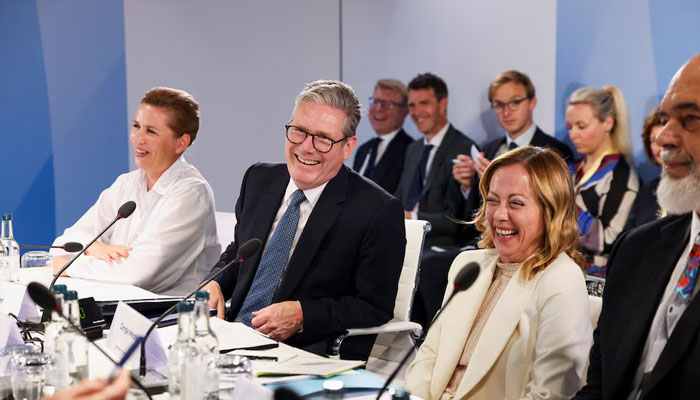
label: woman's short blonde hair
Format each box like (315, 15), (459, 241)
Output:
(473, 146), (584, 280)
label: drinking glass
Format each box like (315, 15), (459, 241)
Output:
(204, 354), (253, 400)
(20, 251), (52, 269)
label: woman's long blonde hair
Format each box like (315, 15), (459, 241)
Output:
(473, 146), (584, 280)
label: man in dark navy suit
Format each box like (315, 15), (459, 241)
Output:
(202, 80), (406, 360)
(353, 79), (413, 194)
(574, 53), (700, 400)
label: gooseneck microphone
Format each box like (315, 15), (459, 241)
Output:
(375, 262), (480, 400)
(26, 282), (153, 400)
(49, 201), (136, 289)
(20, 242), (84, 252)
(139, 238), (262, 377)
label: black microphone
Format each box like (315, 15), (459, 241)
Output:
(375, 262), (480, 399)
(138, 238), (262, 377)
(26, 282), (153, 400)
(20, 242), (84, 252)
(49, 201), (136, 289)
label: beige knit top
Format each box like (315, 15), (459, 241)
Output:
(442, 261), (521, 399)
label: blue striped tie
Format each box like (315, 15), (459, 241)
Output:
(235, 189), (306, 326)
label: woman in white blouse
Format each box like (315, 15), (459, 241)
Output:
(405, 146), (592, 400)
(51, 87), (220, 295)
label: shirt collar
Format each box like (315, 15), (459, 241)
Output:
(506, 123), (537, 148)
(423, 122), (450, 147)
(377, 128), (400, 142)
(691, 211), (700, 244)
(284, 178), (328, 209)
(143, 156), (188, 195)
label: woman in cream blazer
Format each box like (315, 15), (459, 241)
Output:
(406, 147), (593, 400)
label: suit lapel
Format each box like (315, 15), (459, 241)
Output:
(529, 128), (547, 147)
(423, 125), (454, 195)
(231, 167), (288, 313)
(430, 251), (498, 399)
(640, 216), (697, 394)
(374, 129), (406, 174)
(610, 215), (690, 392)
(454, 260), (544, 399)
(274, 166), (347, 301)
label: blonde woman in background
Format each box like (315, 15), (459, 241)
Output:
(566, 86), (639, 278)
(405, 147), (592, 400)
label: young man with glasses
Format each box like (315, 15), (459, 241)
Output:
(352, 79), (413, 193)
(201, 80), (405, 360)
(454, 70), (572, 193)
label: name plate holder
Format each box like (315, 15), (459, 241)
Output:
(106, 301), (167, 370)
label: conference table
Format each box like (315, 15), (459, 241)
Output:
(1, 268), (418, 399)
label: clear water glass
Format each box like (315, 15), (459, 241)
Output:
(20, 251), (52, 269)
(10, 353), (55, 400)
(204, 354), (253, 400)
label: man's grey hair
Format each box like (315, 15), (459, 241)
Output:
(293, 80), (362, 138)
(375, 78), (408, 105)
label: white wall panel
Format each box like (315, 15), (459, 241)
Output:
(342, 0), (558, 154)
(124, 0), (340, 211)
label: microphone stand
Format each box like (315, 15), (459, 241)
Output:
(49, 201), (136, 289)
(375, 262), (480, 399)
(139, 238), (262, 377)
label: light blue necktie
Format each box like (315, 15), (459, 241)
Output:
(235, 189), (306, 326)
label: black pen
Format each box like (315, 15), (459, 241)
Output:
(234, 354), (278, 361)
(219, 342), (279, 353)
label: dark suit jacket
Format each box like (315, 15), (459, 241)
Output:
(209, 163), (406, 358)
(575, 213), (700, 400)
(461, 127), (574, 246)
(623, 177), (661, 232)
(395, 124), (475, 247)
(480, 126), (573, 162)
(353, 129), (413, 194)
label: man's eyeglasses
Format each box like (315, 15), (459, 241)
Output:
(285, 125), (347, 153)
(491, 97), (530, 113)
(369, 97), (406, 110)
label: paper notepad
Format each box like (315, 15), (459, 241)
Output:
(256, 357), (365, 378)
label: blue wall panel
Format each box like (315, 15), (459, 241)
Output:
(0, 1), (55, 248)
(0, 0), (128, 249)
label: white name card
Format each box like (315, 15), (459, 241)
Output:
(0, 313), (24, 349)
(0, 281), (39, 321)
(106, 301), (167, 369)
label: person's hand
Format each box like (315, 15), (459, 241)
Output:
(202, 281), (226, 319)
(404, 210), (413, 219)
(452, 154), (476, 190)
(44, 369), (131, 400)
(474, 151), (491, 178)
(251, 301), (303, 341)
(52, 256), (72, 276)
(85, 241), (132, 262)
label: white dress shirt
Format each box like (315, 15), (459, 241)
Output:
(51, 157), (221, 296)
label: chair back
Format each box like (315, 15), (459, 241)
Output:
(215, 211), (237, 248)
(393, 219), (431, 322)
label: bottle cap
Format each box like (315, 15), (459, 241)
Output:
(63, 290), (78, 301)
(178, 300), (195, 312)
(52, 284), (68, 294)
(195, 290), (210, 300)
